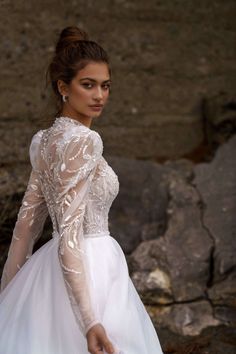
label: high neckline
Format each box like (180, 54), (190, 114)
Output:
(55, 116), (91, 130)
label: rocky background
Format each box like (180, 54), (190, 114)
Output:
(0, 0), (236, 353)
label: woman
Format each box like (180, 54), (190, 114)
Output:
(0, 26), (163, 354)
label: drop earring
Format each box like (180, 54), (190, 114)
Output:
(62, 95), (67, 102)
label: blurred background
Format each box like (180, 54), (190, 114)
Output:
(0, 1), (235, 353)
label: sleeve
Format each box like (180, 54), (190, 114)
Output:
(0, 131), (49, 293)
(55, 130), (103, 337)
(0, 168), (49, 293)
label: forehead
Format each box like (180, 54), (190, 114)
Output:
(76, 62), (110, 80)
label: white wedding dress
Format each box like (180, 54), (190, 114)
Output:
(0, 116), (163, 354)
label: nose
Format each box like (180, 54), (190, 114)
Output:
(93, 86), (103, 101)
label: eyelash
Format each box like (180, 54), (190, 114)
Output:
(82, 83), (111, 90)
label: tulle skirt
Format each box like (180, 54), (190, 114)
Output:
(0, 231), (163, 354)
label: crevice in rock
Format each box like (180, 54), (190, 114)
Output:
(189, 176), (216, 289)
(145, 296), (212, 308)
(163, 184), (173, 235)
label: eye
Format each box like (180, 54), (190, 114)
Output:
(102, 84), (111, 90)
(82, 83), (93, 89)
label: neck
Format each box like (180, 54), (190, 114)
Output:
(60, 109), (92, 129)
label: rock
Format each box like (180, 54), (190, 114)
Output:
(0, 119), (36, 165)
(129, 135), (236, 336)
(193, 135), (236, 282)
(207, 273), (236, 326)
(130, 238), (173, 304)
(163, 173), (213, 302)
(213, 306), (236, 326)
(163, 158), (195, 182)
(129, 168), (214, 303)
(0, 165), (31, 197)
(203, 91), (236, 152)
(151, 300), (220, 336)
(156, 325), (236, 354)
(0, 1), (235, 160)
(208, 273), (236, 307)
(106, 156), (169, 253)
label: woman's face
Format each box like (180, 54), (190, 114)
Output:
(59, 61), (111, 119)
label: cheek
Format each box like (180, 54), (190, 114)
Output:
(79, 90), (91, 101)
(72, 87), (90, 102)
(104, 90), (110, 100)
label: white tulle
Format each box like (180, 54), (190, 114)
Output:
(0, 116), (163, 353)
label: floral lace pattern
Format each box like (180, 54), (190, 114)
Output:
(0, 116), (119, 336)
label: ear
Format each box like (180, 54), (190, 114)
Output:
(57, 79), (69, 96)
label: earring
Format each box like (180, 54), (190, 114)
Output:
(62, 95), (67, 102)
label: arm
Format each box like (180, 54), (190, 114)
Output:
(0, 168), (48, 292)
(55, 129), (103, 337)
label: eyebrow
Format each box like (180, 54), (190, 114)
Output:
(79, 78), (112, 83)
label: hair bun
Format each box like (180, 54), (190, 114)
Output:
(55, 26), (89, 54)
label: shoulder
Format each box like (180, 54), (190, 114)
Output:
(29, 129), (45, 153)
(29, 129), (44, 147)
(29, 129), (45, 170)
(89, 129), (103, 153)
(63, 126), (103, 156)
(58, 127), (103, 183)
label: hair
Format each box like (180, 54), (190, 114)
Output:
(45, 26), (111, 119)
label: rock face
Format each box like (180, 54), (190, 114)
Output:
(0, 1), (235, 161)
(194, 136), (236, 284)
(164, 176), (213, 302)
(106, 157), (169, 253)
(157, 325), (236, 354)
(122, 135), (236, 336)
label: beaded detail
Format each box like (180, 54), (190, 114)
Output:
(0, 116), (119, 337)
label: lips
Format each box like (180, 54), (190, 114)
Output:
(89, 105), (103, 107)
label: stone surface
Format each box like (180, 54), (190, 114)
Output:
(193, 135), (236, 283)
(208, 274), (236, 307)
(157, 325), (236, 354)
(203, 92), (236, 154)
(0, 0), (235, 159)
(105, 156), (169, 254)
(131, 238), (173, 305)
(164, 176), (213, 302)
(151, 301), (220, 336)
(128, 136), (236, 335)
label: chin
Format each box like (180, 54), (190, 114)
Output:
(91, 111), (102, 117)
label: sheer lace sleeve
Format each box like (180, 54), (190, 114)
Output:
(55, 129), (103, 337)
(0, 167), (49, 293)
